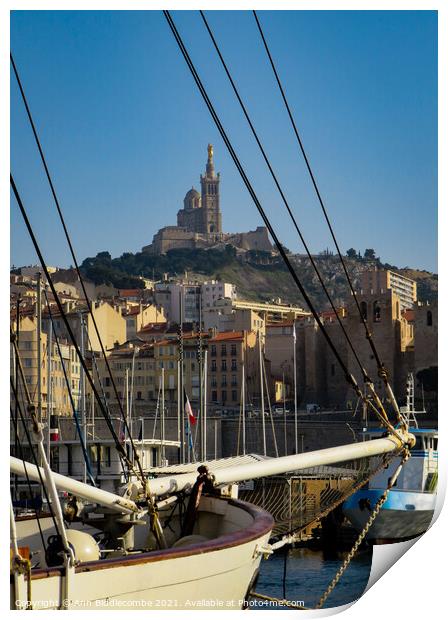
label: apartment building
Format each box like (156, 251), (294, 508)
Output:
(361, 268), (417, 310)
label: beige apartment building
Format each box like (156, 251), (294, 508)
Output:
(45, 301), (127, 353)
(122, 304), (166, 340)
(207, 331), (260, 408)
(11, 316), (80, 419)
(95, 342), (157, 407)
(265, 320), (295, 399)
(361, 268), (417, 310)
(203, 299), (265, 336)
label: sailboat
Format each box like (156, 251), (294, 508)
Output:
(10, 10), (430, 611)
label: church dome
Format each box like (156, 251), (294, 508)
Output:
(184, 187), (201, 210)
(185, 187), (200, 200)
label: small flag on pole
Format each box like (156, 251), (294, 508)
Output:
(184, 389), (197, 425)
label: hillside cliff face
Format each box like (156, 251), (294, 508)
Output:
(79, 248), (437, 310)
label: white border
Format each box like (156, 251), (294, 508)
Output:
(2, 2), (445, 618)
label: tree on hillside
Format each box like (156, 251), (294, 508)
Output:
(346, 248), (357, 259)
(364, 248), (376, 260)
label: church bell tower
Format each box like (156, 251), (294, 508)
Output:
(200, 144), (222, 235)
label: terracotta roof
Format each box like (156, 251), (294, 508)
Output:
(139, 322), (168, 333)
(154, 339), (176, 348)
(209, 331), (244, 343)
(118, 289), (142, 297)
(123, 306), (141, 316)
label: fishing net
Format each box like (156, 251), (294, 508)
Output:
(238, 454), (394, 537)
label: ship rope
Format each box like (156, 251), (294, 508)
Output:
(43, 290), (97, 486)
(10, 175), (166, 550)
(163, 10), (402, 435)
(10, 57), (168, 546)
(200, 9), (375, 391)
(315, 449), (410, 608)
(252, 10), (405, 428)
(10, 53), (149, 477)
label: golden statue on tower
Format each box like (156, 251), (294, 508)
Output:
(207, 143), (213, 160)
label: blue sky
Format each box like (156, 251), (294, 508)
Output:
(10, 10), (437, 272)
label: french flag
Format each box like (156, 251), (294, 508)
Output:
(184, 390), (197, 426)
(50, 415), (59, 442)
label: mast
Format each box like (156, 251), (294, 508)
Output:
(203, 349), (208, 461)
(13, 295), (21, 501)
(283, 370), (287, 456)
(259, 334), (266, 456)
(161, 366), (165, 464)
(198, 294), (203, 461)
(125, 367), (129, 433)
(79, 312), (86, 484)
(242, 348), (246, 456)
(293, 319), (298, 453)
(36, 273), (42, 425)
(46, 316), (52, 464)
(179, 290), (185, 463)
(129, 348), (136, 442)
(177, 358), (181, 459)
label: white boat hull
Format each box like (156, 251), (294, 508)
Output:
(12, 496), (273, 610)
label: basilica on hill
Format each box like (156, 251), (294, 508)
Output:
(142, 144), (273, 255)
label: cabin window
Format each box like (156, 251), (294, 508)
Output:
(427, 310), (433, 326)
(360, 302), (367, 322)
(434, 438), (438, 451)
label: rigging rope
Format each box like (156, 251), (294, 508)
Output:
(43, 291), (96, 486)
(10, 53), (148, 480)
(163, 10), (366, 407)
(200, 10), (371, 386)
(252, 11), (403, 425)
(10, 175), (142, 484)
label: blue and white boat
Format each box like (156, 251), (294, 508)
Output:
(343, 376), (438, 543)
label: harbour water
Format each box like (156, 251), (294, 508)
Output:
(251, 546), (373, 610)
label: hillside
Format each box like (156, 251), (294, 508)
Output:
(79, 247), (437, 310)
